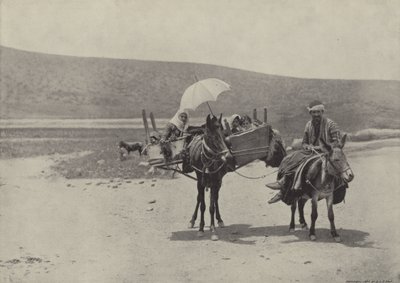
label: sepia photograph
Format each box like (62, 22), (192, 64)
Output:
(0, 0), (399, 282)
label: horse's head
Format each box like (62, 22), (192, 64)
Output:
(205, 113), (223, 134)
(264, 128), (287, 168)
(204, 114), (235, 170)
(321, 134), (354, 182)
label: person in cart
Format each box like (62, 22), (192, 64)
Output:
(266, 100), (345, 204)
(240, 115), (258, 130)
(159, 110), (190, 160)
(161, 110), (190, 142)
(160, 109), (203, 162)
(228, 114), (244, 134)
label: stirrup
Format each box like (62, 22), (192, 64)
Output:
(268, 193), (282, 204)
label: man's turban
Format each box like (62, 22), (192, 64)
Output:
(307, 100), (325, 112)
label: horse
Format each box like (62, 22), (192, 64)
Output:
(119, 141), (144, 160)
(288, 135), (354, 242)
(187, 115), (286, 240)
(185, 114), (236, 240)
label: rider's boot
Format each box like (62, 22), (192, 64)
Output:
(266, 175), (286, 190)
(266, 175), (287, 204)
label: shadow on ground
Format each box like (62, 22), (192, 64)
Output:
(170, 224), (375, 248)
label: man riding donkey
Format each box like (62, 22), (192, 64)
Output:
(266, 100), (348, 204)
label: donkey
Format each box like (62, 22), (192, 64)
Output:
(289, 135), (354, 242)
(186, 114), (235, 240)
(187, 116), (286, 240)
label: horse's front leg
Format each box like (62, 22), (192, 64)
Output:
(209, 186), (219, 241)
(326, 195), (341, 242)
(298, 198), (308, 230)
(195, 178), (206, 237)
(309, 195), (318, 241)
(214, 182), (224, 228)
(289, 200), (297, 232)
(188, 193), (200, 229)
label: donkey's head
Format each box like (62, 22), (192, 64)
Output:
(320, 134), (354, 183)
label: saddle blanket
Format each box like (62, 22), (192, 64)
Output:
(291, 155), (321, 191)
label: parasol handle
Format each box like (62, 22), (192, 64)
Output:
(206, 102), (214, 116)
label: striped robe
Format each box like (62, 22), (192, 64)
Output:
(302, 117), (340, 147)
(278, 117), (341, 187)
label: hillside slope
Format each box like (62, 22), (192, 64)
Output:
(1, 46), (399, 136)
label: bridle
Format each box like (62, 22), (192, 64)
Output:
(310, 147), (350, 177)
(306, 147), (351, 193)
(324, 150), (351, 177)
(191, 128), (229, 175)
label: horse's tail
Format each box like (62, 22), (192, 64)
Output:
(265, 128), (287, 168)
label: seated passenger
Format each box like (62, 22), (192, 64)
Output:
(159, 110), (189, 161)
(161, 110), (189, 143)
(240, 115), (256, 130)
(228, 114), (243, 134)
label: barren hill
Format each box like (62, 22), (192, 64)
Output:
(1, 46), (399, 136)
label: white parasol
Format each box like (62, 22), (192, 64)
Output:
(179, 78), (232, 114)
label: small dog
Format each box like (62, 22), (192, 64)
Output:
(119, 141), (144, 160)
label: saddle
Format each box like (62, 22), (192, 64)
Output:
(292, 155), (321, 191)
(284, 154), (347, 205)
(280, 154), (321, 205)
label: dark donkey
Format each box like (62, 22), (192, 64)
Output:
(188, 115), (286, 240)
(186, 114), (234, 240)
(289, 135), (354, 242)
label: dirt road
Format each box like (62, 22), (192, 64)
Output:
(0, 147), (399, 282)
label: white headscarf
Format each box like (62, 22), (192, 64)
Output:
(169, 110), (189, 132)
(228, 114), (241, 128)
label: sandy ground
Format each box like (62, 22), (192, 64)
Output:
(0, 146), (399, 283)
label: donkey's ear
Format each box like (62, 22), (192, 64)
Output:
(218, 113), (223, 123)
(319, 138), (332, 152)
(206, 114), (211, 128)
(340, 134), (347, 149)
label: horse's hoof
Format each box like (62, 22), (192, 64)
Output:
(289, 228), (295, 233)
(188, 221), (195, 229)
(218, 221), (225, 228)
(197, 231), (204, 237)
(310, 235), (317, 241)
(334, 236), (342, 243)
(301, 224), (308, 230)
(211, 234), (219, 241)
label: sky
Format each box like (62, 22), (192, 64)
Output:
(1, 0), (399, 80)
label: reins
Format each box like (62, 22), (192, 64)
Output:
(310, 147), (348, 175)
(326, 157), (350, 175)
(233, 168), (278, 179)
(307, 147), (347, 193)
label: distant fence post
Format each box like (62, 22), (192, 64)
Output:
(253, 109), (257, 121)
(150, 112), (157, 132)
(264, 108), (267, 124)
(142, 109), (150, 144)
